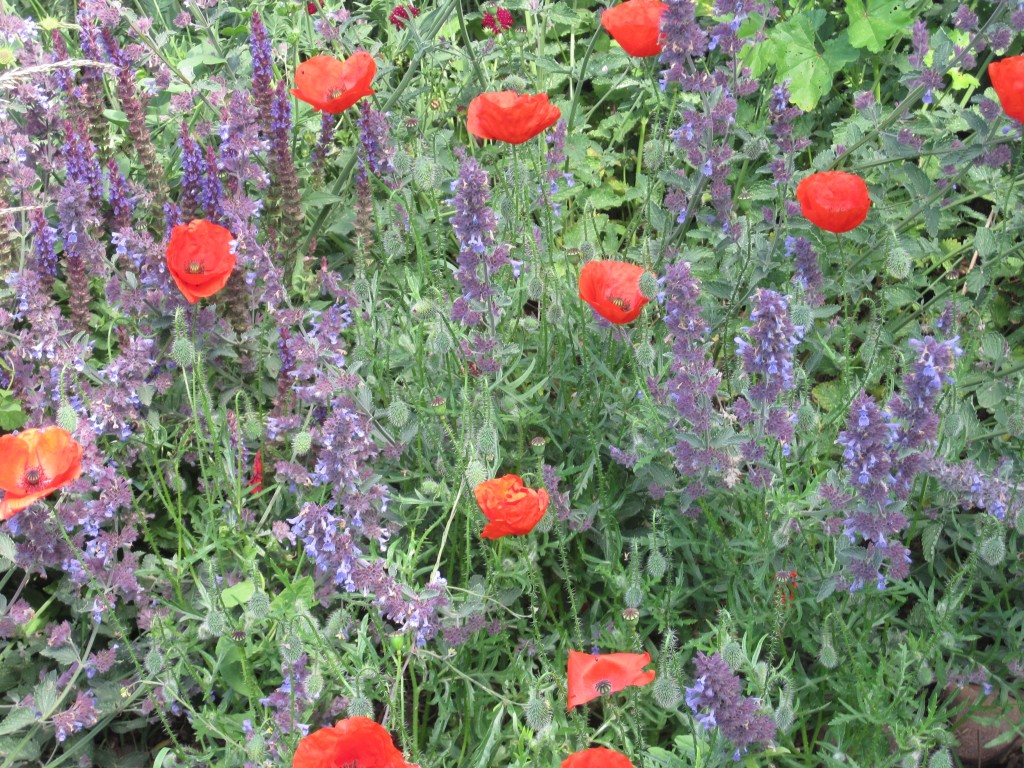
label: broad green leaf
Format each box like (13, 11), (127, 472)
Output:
(270, 575), (316, 615)
(221, 580), (255, 608)
(770, 11), (837, 110)
(846, 0), (912, 53)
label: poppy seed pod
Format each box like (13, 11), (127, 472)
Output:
(578, 260), (650, 324)
(988, 56), (1024, 122)
(291, 52), (376, 114)
(165, 219), (237, 304)
(467, 91), (561, 145)
(601, 0), (668, 58)
(795, 171), (870, 233)
(0, 426), (83, 520)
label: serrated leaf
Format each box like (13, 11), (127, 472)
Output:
(770, 11), (833, 111)
(816, 578), (837, 602)
(979, 332), (1005, 362)
(0, 708), (37, 736)
(922, 523), (942, 563)
(846, 0), (912, 53)
(0, 532), (15, 563)
(974, 227), (996, 259)
(812, 380), (845, 413)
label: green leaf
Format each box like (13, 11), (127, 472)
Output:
(0, 390), (26, 432)
(812, 380), (845, 413)
(845, 0), (912, 53)
(221, 580), (255, 609)
(270, 576), (316, 615)
(215, 637), (250, 697)
(771, 11), (833, 111)
(0, 708), (36, 736)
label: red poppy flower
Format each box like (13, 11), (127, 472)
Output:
(292, 717), (419, 768)
(389, 4), (421, 29)
(0, 426), (83, 521)
(601, 0), (668, 58)
(989, 56), (1024, 122)
(563, 747), (635, 768)
(249, 450), (263, 494)
(578, 260), (649, 324)
(795, 171), (870, 234)
(567, 650), (656, 710)
(482, 7), (514, 34)
(466, 91), (561, 145)
(474, 474), (549, 539)
(165, 219), (236, 304)
(291, 52), (376, 114)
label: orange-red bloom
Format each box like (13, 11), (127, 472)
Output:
(466, 91), (561, 145)
(601, 0), (668, 58)
(567, 650), (655, 710)
(795, 171), (870, 234)
(0, 426), (83, 521)
(563, 747), (635, 768)
(989, 56), (1024, 122)
(578, 260), (649, 324)
(292, 717), (419, 768)
(165, 219), (236, 304)
(474, 474), (549, 539)
(291, 52), (376, 114)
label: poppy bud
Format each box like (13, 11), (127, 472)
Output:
(646, 548), (667, 580)
(291, 431), (312, 456)
(465, 460), (488, 488)
(720, 641), (744, 670)
(638, 270), (659, 300)
(387, 399), (411, 428)
(651, 674), (682, 708)
(171, 337), (196, 367)
(634, 342), (656, 369)
(979, 533), (1006, 566)
(476, 425), (499, 456)
(56, 404), (79, 434)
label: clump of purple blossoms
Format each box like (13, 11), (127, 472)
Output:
(785, 236), (823, 307)
(685, 651), (777, 761)
(51, 690), (99, 742)
(662, 262), (728, 493)
(735, 289), (802, 404)
(448, 151), (510, 329)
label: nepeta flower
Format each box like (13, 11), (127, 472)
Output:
(685, 652), (776, 761)
(735, 289), (801, 404)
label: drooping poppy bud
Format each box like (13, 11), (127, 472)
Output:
(474, 474), (549, 539)
(0, 426), (83, 521)
(291, 52), (376, 114)
(466, 91), (561, 145)
(601, 0), (668, 58)
(165, 219), (237, 304)
(988, 55), (1024, 122)
(563, 747), (635, 768)
(795, 171), (870, 234)
(567, 650), (656, 710)
(292, 717), (419, 768)
(578, 260), (649, 324)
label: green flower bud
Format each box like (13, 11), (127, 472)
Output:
(721, 641), (744, 671)
(979, 534), (1006, 566)
(348, 695), (374, 719)
(635, 342), (656, 369)
(476, 425), (498, 457)
(639, 271), (659, 300)
(56, 404), (79, 434)
(790, 302), (812, 329)
(171, 337), (195, 368)
(624, 585), (643, 609)
(291, 431), (312, 456)
(465, 460), (487, 488)
(652, 675), (682, 708)
(387, 400), (411, 428)
(523, 692), (552, 731)
(579, 241), (596, 261)
(646, 549), (667, 580)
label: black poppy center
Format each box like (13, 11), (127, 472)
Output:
(608, 296), (631, 312)
(23, 467), (43, 487)
(595, 679), (613, 696)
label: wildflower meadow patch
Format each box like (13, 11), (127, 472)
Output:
(0, 0), (1022, 766)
